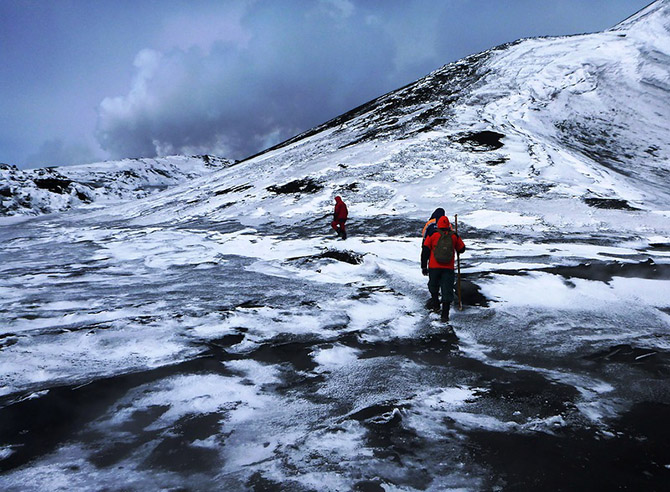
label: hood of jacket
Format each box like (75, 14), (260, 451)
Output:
(430, 208), (445, 220)
(437, 216), (451, 229)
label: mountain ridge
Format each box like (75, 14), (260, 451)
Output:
(0, 155), (234, 216)
(5, 1), (668, 224)
(103, 0), (669, 236)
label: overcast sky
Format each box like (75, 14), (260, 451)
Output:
(0, 0), (653, 169)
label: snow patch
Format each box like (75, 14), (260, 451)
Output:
(462, 210), (540, 229)
(312, 344), (361, 370)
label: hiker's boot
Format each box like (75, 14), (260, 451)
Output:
(425, 296), (438, 311)
(341, 230), (347, 240)
(441, 303), (450, 322)
(431, 295), (441, 313)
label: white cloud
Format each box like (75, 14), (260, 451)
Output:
(95, 2), (399, 161)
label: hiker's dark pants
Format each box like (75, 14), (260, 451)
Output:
(428, 268), (455, 305)
(331, 219), (346, 234)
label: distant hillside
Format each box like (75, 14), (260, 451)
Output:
(0, 155), (234, 216)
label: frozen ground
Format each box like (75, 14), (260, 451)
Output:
(1, 1), (670, 490)
(1, 206), (669, 491)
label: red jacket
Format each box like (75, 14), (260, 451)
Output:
(423, 230), (465, 269)
(334, 196), (348, 220)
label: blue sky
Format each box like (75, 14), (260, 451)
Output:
(0, 0), (653, 169)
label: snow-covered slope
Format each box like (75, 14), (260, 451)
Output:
(0, 155), (234, 216)
(111, 0), (668, 232)
(1, 2), (669, 490)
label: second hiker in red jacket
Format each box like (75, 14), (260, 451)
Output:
(421, 216), (465, 321)
(332, 196), (348, 239)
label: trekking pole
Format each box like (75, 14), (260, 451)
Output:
(455, 214), (463, 311)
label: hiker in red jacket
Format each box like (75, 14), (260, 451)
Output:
(421, 216), (465, 321)
(332, 196), (348, 239)
(420, 208), (446, 310)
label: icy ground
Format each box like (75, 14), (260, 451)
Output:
(1, 204), (669, 490)
(2, 1), (670, 489)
